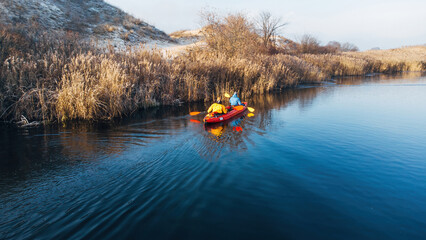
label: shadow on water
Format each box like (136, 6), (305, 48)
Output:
(0, 86), (325, 175)
(0, 103), (201, 170)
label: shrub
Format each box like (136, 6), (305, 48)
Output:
(121, 32), (130, 41)
(105, 24), (116, 32)
(296, 34), (337, 54)
(326, 41), (359, 52)
(201, 12), (261, 58)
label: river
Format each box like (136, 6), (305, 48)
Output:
(1, 73), (425, 239)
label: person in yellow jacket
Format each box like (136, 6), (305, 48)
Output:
(207, 97), (227, 116)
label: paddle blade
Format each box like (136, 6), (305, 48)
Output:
(190, 119), (201, 124)
(247, 107), (255, 112)
(189, 112), (201, 116)
(224, 93), (231, 98)
(247, 113), (254, 117)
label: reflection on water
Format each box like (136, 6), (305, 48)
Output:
(0, 85), (325, 174)
(204, 113), (245, 137)
(206, 124), (225, 137)
(1, 73), (426, 239)
(333, 71), (425, 85)
(2, 72), (424, 174)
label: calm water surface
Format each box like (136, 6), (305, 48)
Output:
(1, 73), (426, 239)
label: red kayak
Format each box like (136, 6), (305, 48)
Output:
(203, 102), (248, 124)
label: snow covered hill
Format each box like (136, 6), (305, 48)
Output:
(0, 0), (174, 49)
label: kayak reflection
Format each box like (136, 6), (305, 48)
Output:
(204, 113), (246, 138)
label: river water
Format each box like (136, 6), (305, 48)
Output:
(1, 73), (425, 239)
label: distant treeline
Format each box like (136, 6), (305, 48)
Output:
(1, 13), (425, 123)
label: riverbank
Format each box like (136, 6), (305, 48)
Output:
(1, 19), (425, 124)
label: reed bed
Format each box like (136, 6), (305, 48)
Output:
(346, 46), (426, 72)
(1, 19), (425, 123)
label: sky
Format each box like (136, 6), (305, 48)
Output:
(106, 0), (426, 50)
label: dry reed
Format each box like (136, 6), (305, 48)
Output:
(1, 17), (425, 123)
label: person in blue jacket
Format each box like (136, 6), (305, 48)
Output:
(230, 92), (244, 106)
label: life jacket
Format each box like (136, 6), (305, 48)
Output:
(207, 103), (227, 114)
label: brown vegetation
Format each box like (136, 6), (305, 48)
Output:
(201, 12), (260, 57)
(1, 12), (425, 123)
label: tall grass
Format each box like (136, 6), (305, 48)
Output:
(299, 46), (426, 77)
(0, 24), (91, 121)
(345, 46), (426, 72)
(1, 15), (425, 123)
(57, 53), (132, 121)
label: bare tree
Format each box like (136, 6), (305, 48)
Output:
(299, 34), (321, 54)
(341, 42), (359, 52)
(326, 41), (341, 50)
(326, 41), (359, 52)
(257, 12), (287, 50)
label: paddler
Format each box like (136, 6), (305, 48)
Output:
(207, 97), (227, 117)
(230, 92), (244, 106)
